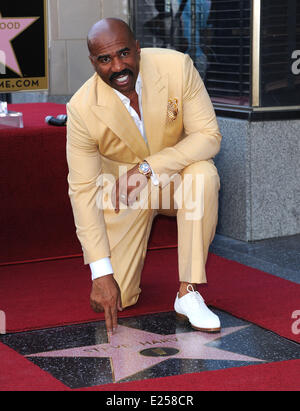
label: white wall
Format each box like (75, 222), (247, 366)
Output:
(48, 0), (129, 97)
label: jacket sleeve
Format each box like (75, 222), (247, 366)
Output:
(145, 53), (222, 177)
(66, 102), (111, 264)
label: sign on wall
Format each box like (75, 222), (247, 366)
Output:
(0, 0), (48, 93)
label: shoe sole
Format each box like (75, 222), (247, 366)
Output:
(176, 312), (221, 333)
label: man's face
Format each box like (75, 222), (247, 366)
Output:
(89, 30), (141, 96)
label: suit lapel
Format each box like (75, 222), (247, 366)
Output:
(91, 78), (150, 161)
(91, 51), (169, 160)
(141, 55), (168, 155)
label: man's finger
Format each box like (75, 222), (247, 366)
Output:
(113, 181), (120, 213)
(111, 305), (119, 333)
(104, 307), (113, 336)
(111, 183), (116, 208)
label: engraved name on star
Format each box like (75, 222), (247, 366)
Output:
(27, 325), (264, 383)
(0, 13), (39, 76)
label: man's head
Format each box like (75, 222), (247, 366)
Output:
(87, 18), (141, 96)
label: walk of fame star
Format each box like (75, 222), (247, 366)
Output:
(0, 12), (39, 76)
(27, 325), (264, 382)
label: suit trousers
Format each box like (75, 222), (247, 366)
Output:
(109, 160), (220, 308)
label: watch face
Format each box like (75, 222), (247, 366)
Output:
(140, 162), (150, 174)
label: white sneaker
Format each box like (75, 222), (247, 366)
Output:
(174, 285), (221, 333)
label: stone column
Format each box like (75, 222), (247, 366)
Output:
(215, 117), (300, 241)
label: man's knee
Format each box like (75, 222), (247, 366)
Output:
(182, 160), (219, 180)
(180, 160), (220, 194)
(158, 161), (220, 216)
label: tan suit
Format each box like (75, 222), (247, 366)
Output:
(66, 48), (222, 307)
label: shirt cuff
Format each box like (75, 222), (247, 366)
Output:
(90, 257), (114, 281)
(150, 167), (159, 186)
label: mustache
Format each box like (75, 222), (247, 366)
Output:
(110, 69), (133, 82)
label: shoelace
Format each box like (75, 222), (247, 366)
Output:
(187, 284), (205, 306)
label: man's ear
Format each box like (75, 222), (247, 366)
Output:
(136, 40), (141, 55)
(89, 55), (96, 70)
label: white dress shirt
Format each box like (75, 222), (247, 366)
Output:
(90, 73), (158, 281)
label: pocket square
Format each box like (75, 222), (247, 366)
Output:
(167, 98), (179, 121)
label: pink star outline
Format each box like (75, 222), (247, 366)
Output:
(0, 12), (39, 76)
(27, 325), (264, 382)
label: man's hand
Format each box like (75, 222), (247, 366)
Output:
(90, 275), (123, 335)
(112, 164), (148, 213)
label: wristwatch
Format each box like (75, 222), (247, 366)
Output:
(138, 161), (152, 178)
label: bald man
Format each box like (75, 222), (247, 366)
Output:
(66, 18), (222, 335)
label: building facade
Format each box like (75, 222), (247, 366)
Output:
(7, 0), (300, 241)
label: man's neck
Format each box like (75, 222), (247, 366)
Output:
(128, 91), (140, 119)
(121, 89), (137, 101)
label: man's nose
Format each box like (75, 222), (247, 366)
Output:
(111, 56), (125, 73)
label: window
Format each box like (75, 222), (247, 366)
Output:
(129, 0), (251, 107)
(260, 0), (300, 107)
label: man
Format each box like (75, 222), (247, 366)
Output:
(66, 18), (222, 336)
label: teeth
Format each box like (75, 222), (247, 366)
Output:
(115, 75), (129, 83)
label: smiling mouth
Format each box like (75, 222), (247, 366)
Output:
(114, 74), (130, 85)
(110, 70), (133, 87)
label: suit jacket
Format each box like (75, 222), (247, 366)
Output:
(66, 48), (222, 264)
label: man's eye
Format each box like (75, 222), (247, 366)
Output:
(121, 51), (129, 57)
(99, 57), (110, 64)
